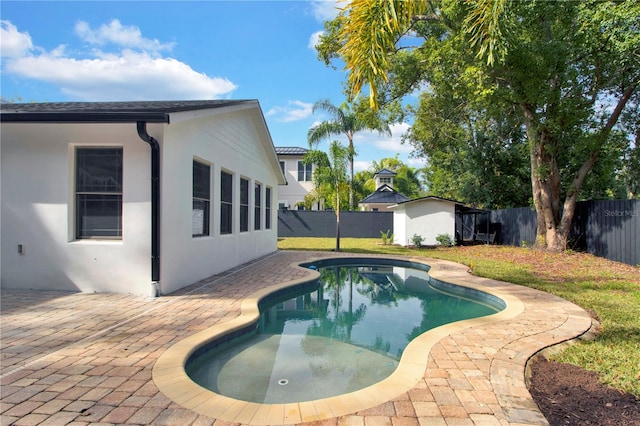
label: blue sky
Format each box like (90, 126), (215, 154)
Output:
(1, 1), (425, 172)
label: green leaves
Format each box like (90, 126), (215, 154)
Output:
(463, 0), (508, 66)
(303, 141), (350, 211)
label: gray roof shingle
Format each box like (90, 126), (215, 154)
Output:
(360, 184), (410, 204)
(0, 100), (256, 123)
(275, 147), (308, 155)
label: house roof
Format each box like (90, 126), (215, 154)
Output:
(2, 99), (288, 185)
(0, 100), (256, 123)
(359, 184), (410, 204)
(275, 147), (308, 155)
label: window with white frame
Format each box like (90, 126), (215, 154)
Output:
(297, 160), (312, 181)
(220, 170), (233, 234)
(240, 177), (249, 232)
(192, 160), (210, 237)
(75, 147), (123, 239)
(254, 182), (262, 230)
(279, 161), (285, 175)
(265, 187), (272, 229)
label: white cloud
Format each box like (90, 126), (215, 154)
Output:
(1, 20), (33, 57)
(75, 20), (175, 55)
(308, 30), (323, 50)
(353, 160), (371, 173)
(6, 51), (236, 101)
(406, 156), (428, 168)
(355, 122), (413, 154)
(1, 19), (236, 101)
(266, 100), (313, 122)
(310, 1), (341, 21)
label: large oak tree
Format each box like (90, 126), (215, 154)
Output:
(319, 0), (639, 251)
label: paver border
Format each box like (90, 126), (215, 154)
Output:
(153, 255), (533, 425)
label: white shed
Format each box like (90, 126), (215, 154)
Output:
(389, 196), (458, 246)
(1, 100), (286, 296)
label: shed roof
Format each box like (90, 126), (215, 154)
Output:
(390, 195), (459, 207)
(388, 195), (489, 214)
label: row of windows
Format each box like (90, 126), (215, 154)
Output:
(279, 160), (313, 182)
(192, 160), (272, 238)
(73, 147), (272, 240)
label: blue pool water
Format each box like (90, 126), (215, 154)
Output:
(186, 258), (504, 404)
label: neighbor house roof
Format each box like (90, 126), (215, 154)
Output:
(275, 147), (308, 155)
(374, 168), (397, 177)
(0, 100), (256, 123)
(360, 184), (410, 205)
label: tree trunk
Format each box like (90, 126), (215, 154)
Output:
(525, 104), (566, 251)
(335, 186), (341, 252)
(524, 83), (636, 252)
(347, 136), (355, 209)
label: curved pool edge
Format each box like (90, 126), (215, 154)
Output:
(152, 254), (589, 425)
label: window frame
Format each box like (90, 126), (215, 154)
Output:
(192, 159), (211, 237)
(75, 147), (123, 240)
(297, 160), (312, 182)
(240, 177), (249, 233)
(220, 170), (233, 235)
(254, 182), (262, 230)
(265, 187), (272, 229)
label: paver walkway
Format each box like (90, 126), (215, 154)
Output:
(1, 250), (592, 426)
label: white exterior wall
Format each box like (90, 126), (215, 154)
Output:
(393, 206), (407, 245)
(278, 155), (315, 210)
(1, 104), (283, 297)
(393, 200), (456, 246)
(158, 108), (281, 294)
(1, 123), (152, 295)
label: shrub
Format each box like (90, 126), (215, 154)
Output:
(411, 234), (424, 248)
(436, 233), (454, 247)
(380, 229), (394, 245)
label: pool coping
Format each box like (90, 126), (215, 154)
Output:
(152, 255), (564, 425)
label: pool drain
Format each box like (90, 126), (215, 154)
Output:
(278, 379), (289, 386)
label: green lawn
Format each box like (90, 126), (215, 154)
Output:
(278, 237), (640, 397)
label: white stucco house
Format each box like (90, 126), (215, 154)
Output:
(389, 196), (459, 246)
(1, 100), (286, 297)
(275, 146), (322, 210)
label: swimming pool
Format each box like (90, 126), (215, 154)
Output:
(185, 258), (504, 404)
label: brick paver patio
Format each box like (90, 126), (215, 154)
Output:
(1, 250), (592, 425)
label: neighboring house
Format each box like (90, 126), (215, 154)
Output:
(275, 146), (322, 210)
(1, 100), (286, 297)
(359, 169), (410, 211)
(390, 196), (482, 246)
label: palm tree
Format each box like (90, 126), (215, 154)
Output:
(303, 141), (349, 251)
(307, 99), (391, 209)
(337, 0), (507, 110)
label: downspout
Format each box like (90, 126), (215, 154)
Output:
(136, 121), (160, 296)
